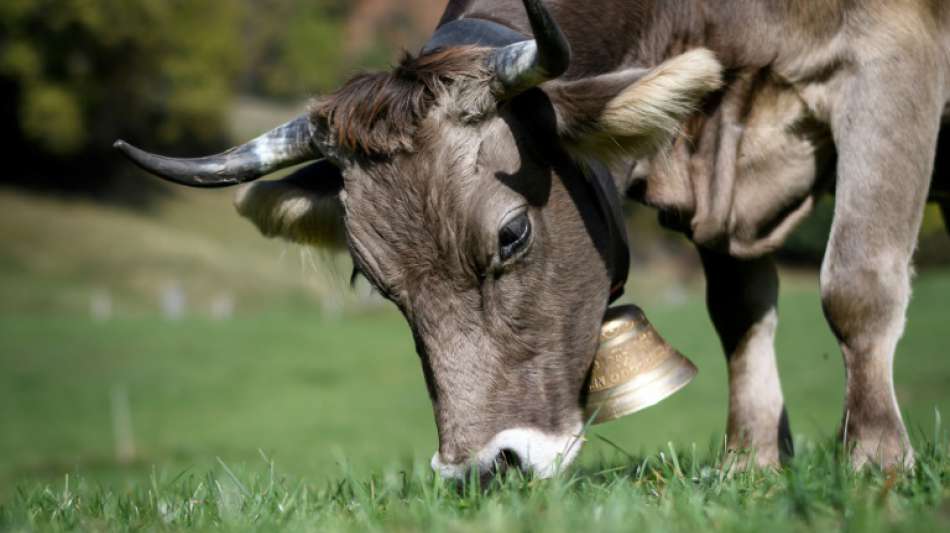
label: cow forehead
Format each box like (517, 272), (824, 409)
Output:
(340, 117), (527, 287)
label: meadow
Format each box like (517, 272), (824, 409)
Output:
(1, 186), (948, 531)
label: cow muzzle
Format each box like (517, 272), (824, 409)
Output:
(431, 424), (585, 480)
(429, 306), (694, 481)
(584, 305), (698, 424)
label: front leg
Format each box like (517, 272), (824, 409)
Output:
(820, 69), (942, 470)
(699, 249), (792, 467)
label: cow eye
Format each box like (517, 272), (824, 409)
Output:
(498, 212), (531, 262)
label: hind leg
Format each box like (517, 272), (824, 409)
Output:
(823, 67), (943, 469)
(700, 250), (792, 467)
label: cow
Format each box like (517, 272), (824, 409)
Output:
(115, 0), (950, 478)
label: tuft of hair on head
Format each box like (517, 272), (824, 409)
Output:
(311, 46), (494, 157)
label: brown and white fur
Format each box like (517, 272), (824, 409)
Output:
(227, 0), (950, 475)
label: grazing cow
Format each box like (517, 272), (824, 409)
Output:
(115, 0), (950, 476)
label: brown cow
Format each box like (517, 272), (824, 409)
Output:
(115, 0), (950, 477)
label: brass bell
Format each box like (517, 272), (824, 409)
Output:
(584, 304), (698, 424)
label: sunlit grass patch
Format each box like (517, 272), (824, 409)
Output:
(2, 439), (947, 532)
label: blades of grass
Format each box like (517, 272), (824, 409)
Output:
(465, 463), (481, 502)
(637, 456), (650, 480)
(216, 458), (251, 499)
(667, 442), (684, 479)
(590, 464), (629, 478)
(934, 407), (943, 457)
(258, 449), (275, 497)
(690, 442), (698, 479)
(595, 433), (638, 462)
(164, 466), (194, 491)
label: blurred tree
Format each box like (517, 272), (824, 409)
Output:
(239, 0), (351, 99)
(779, 195), (950, 267)
(0, 0), (242, 199)
(912, 204), (950, 267)
(778, 195), (834, 264)
(342, 0), (444, 67)
(236, 0), (445, 100)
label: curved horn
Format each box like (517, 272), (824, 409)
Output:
(489, 0), (571, 94)
(113, 115), (320, 188)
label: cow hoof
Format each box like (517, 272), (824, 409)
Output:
(844, 419), (915, 470)
(848, 438), (916, 471)
(723, 445), (782, 470)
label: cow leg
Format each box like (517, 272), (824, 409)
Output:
(822, 70), (943, 469)
(699, 249), (792, 467)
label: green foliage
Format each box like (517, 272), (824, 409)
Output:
(0, 0), (367, 197)
(779, 195), (834, 263)
(914, 205), (950, 266)
(780, 196), (950, 266)
(921, 204), (947, 236)
(0, 0), (243, 164)
(240, 0), (351, 99)
(19, 84), (83, 155)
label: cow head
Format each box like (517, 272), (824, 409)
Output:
(115, 0), (721, 479)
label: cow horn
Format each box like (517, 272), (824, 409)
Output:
(113, 115), (320, 188)
(489, 0), (571, 95)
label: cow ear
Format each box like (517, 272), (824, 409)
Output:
(548, 48), (722, 160)
(234, 160), (347, 249)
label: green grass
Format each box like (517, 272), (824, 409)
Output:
(1, 440), (948, 532)
(1, 187), (949, 530)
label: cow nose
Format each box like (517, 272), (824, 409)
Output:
(430, 448), (527, 481)
(431, 425), (586, 480)
(495, 449), (523, 473)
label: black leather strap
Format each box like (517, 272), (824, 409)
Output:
(584, 160), (630, 303)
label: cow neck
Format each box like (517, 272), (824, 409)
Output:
(422, 18), (630, 304)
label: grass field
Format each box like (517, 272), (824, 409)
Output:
(1, 186), (948, 531)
